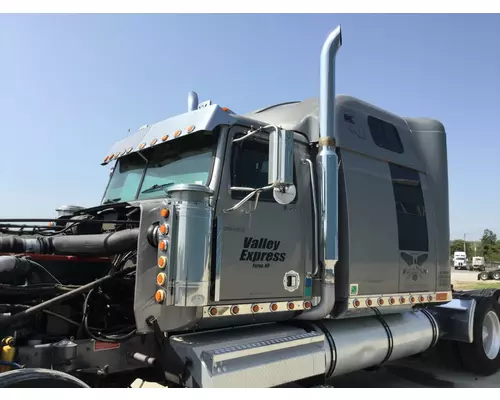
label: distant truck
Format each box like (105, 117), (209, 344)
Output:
(453, 251), (467, 270)
(471, 256), (486, 271)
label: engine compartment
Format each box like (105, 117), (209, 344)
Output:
(0, 203), (141, 349)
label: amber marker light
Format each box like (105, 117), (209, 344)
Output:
(209, 307), (218, 316)
(158, 256), (167, 269)
(174, 130), (182, 137)
(231, 306), (240, 315)
(155, 290), (165, 303)
(436, 292), (448, 301)
(156, 273), (166, 286)
(160, 208), (170, 218)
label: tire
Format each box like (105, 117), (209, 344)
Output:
(492, 272), (500, 281)
(0, 368), (90, 388)
(458, 300), (500, 376)
(479, 272), (489, 281)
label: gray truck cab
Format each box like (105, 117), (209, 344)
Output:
(99, 85), (452, 335)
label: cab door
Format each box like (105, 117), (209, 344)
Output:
(212, 126), (313, 303)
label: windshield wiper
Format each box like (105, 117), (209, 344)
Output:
(141, 182), (175, 194)
(103, 197), (121, 204)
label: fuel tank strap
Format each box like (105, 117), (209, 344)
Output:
(314, 321), (337, 379)
(370, 308), (394, 366)
(420, 308), (440, 347)
(286, 320), (337, 379)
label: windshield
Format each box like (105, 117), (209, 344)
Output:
(102, 130), (217, 204)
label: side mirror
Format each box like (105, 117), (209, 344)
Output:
(268, 129), (296, 204)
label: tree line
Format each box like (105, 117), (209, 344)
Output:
(450, 229), (500, 262)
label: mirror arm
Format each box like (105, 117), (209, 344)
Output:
(223, 182), (278, 213)
(232, 124), (279, 143)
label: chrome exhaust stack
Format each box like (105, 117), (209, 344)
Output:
(297, 26), (342, 320)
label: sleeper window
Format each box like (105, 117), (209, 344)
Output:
(368, 116), (404, 154)
(389, 163), (428, 252)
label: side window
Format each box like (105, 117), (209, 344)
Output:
(389, 163), (428, 252)
(230, 135), (296, 203)
(368, 116), (404, 154)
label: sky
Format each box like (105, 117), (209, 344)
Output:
(0, 13), (499, 240)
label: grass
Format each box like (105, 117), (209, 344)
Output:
(452, 281), (500, 290)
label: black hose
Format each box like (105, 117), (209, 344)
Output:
(0, 218), (138, 224)
(0, 228), (139, 256)
(0, 266), (135, 328)
(82, 288), (136, 343)
(50, 228), (139, 255)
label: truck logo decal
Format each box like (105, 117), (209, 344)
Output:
(344, 113), (366, 139)
(239, 236), (286, 267)
(401, 252), (429, 281)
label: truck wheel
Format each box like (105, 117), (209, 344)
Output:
(0, 368), (90, 388)
(492, 272), (500, 281)
(458, 300), (500, 376)
(479, 272), (489, 281)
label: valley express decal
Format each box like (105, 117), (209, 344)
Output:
(239, 236), (286, 268)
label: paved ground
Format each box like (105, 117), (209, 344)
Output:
(133, 354), (500, 388)
(451, 269), (482, 283)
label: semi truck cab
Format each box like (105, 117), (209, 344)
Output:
(100, 81), (452, 335)
(454, 251), (467, 270)
(2, 26), (499, 389)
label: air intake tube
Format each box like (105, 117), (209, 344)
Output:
(297, 26), (342, 320)
(0, 229), (139, 257)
